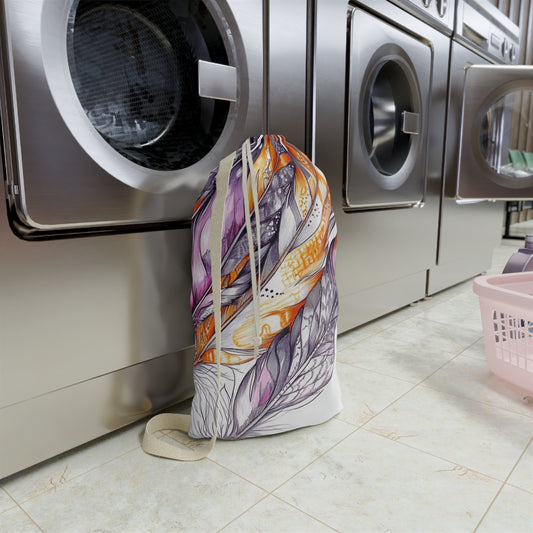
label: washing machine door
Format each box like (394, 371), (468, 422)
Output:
(0, 0), (263, 239)
(457, 65), (533, 200)
(344, 8), (431, 211)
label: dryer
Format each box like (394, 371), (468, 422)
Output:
(0, 0), (308, 478)
(314, 0), (451, 331)
(427, 0), (531, 293)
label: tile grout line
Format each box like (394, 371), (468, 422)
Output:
(348, 344), (465, 428)
(350, 333), (532, 476)
(473, 436), (533, 533)
(336, 360), (435, 386)
(416, 315), (484, 335)
(163, 423), (350, 533)
(206, 420), (361, 497)
(215, 489), (341, 533)
(0, 485), (17, 514)
(205, 457), (271, 495)
(339, 315), (483, 360)
(409, 330), (533, 420)
(216, 492), (270, 532)
(338, 327), (533, 489)
(405, 335), (484, 388)
(249, 425), (363, 529)
(252, 365), (515, 533)
(418, 381), (533, 420)
(337, 320), (482, 384)
(270, 493), (341, 532)
(334, 338), (528, 475)
(337, 307), (434, 351)
(165, 307), (495, 514)
(151, 421), (361, 504)
(505, 481), (533, 496)
(212, 424), (352, 533)
(15, 503), (45, 533)
(3, 443), (142, 509)
(20, 504), (45, 533)
(269, 423), (362, 492)
(361, 427), (510, 487)
(0, 486), (45, 533)
(252, 368), (443, 504)
(337, 278), (476, 339)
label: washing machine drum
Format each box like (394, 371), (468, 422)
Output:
(67, 0), (230, 171)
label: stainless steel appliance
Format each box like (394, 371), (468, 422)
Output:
(314, 0), (452, 331)
(388, 0), (455, 34)
(344, 7), (431, 212)
(3, 0), (264, 239)
(427, 0), (529, 294)
(0, 0), (308, 478)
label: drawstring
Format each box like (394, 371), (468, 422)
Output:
(141, 137), (262, 460)
(141, 151), (236, 461)
(241, 138), (262, 359)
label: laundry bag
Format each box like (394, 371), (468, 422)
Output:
(142, 134), (342, 460)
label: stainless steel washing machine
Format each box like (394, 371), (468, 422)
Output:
(0, 0), (308, 478)
(344, 7), (431, 211)
(2, 0), (265, 239)
(427, 0), (531, 294)
(314, 0), (452, 331)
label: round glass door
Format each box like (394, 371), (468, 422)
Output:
(480, 89), (533, 181)
(362, 59), (420, 188)
(67, 0), (230, 171)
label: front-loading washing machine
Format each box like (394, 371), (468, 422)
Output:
(2, 0), (265, 239)
(314, 0), (451, 331)
(0, 0), (309, 478)
(427, 0), (531, 294)
(344, 7), (431, 212)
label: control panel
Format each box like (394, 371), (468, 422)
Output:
(387, 0), (455, 34)
(455, 0), (520, 64)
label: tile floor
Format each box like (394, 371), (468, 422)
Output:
(1, 240), (532, 532)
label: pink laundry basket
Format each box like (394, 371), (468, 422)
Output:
(473, 272), (533, 393)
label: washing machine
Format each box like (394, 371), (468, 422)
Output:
(314, 0), (452, 331)
(2, 0), (265, 238)
(427, 0), (532, 293)
(0, 0), (308, 478)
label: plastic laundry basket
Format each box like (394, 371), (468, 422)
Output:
(473, 272), (533, 393)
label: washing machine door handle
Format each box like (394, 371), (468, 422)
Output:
(401, 111), (420, 135)
(198, 60), (238, 102)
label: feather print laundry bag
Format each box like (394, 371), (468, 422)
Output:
(142, 135), (342, 460)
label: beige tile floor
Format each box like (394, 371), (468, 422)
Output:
(1, 240), (532, 532)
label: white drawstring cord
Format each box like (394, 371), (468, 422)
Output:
(141, 150), (236, 461)
(241, 138), (262, 359)
(142, 138), (264, 457)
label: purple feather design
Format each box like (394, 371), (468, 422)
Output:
(231, 245), (338, 438)
(188, 135), (341, 440)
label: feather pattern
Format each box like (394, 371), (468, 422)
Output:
(189, 135), (341, 440)
(230, 245), (338, 438)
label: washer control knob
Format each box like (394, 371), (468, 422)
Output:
(436, 0), (447, 17)
(502, 38), (510, 59)
(509, 43), (517, 63)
